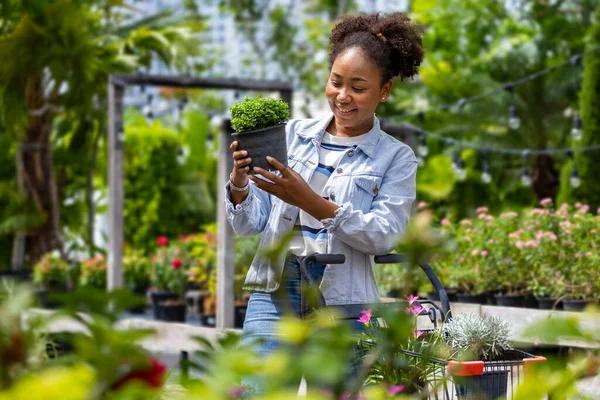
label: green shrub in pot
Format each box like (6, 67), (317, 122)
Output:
(229, 97), (290, 173)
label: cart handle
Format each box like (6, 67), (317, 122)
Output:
(374, 254), (452, 322)
(299, 253), (452, 322)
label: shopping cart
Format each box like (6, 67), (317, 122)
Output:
(298, 253), (546, 400)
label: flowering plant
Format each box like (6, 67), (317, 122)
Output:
(358, 295), (442, 395)
(151, 237), (190, 291)
(33, 253), (68, 289)
(123, 250), (151, 292)
(78, 256), (107, 290)
(187, 224), (218, 294)
(435, 201), (600, 300)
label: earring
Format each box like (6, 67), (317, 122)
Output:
(381, 97), (386, 101)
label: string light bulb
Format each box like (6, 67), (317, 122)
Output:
(143, 94), (154, 121)
(481, 162), (492, 184)
(570, 166), (581, 188)
(571, 112), (583, 141)
(418, 133), (428, 157)
(521, 151), (531, 186)
(452, 151), (467, 181)
(509, 105), (521, 130)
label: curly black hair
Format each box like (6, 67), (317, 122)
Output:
(329, 13), (424, 84)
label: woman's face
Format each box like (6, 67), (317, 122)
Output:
(325, 47), (392, 135)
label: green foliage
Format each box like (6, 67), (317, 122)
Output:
(123, 251), (151, 292)
(558, 5), (600, 206)
(229, 97), (290, 133)
(32, 253), (68, 289)
(123, 115), (204, 251)
(78, 256), (107, 290)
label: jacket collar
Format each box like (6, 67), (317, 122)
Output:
(296, 112), (381, 159)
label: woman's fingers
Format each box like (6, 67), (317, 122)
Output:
(235, 157), (252, 168)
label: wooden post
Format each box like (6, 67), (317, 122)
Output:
(216, 119), (235, 329)
(107, 80), (125, 290)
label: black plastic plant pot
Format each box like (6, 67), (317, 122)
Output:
(150, 290), (179, 319)
(494, 294), (526, 308)
(562, 298), (594, 312)
(234, 304), (247, 329)
(427, 291), (440, 301)
(455, 370), (508, 400)
(128, 287), (149, 314)
(158, 302), (187, 322)
(536, 296), (562, 310)
(456, 293), (487, 305)
(231, 124), (288, 174)
(201, 314), (216, 327)
(36, 287), (70, 309)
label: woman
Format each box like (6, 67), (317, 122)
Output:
(226, 12), (423, 362)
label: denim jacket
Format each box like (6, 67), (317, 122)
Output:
(225, 113), (417, 305)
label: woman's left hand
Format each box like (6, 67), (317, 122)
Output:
(249, 156), (316, 208)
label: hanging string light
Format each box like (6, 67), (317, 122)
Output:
(417, 111), (428, 158)
(452, 150), (467, 181)
(520, 151), (531, 186)
(571, 111), (583, 141)
(505, 85), (520, 130)
(481, 149), (492, 184)
(143, 93), (154, 121)
(565, 151), (581, 188)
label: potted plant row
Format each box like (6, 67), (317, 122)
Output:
(425, 200), (600, 311)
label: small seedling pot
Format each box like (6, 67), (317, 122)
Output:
(231, 124), (288, 173)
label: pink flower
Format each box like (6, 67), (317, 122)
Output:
(575, 202), (582, 208)
(407, 294), (419, 304)
(171, 258), (182, 269)
(476, 206), (488, 214)
(586, 252), (593, 257)
(410, 304), (424, 316)
(486, 215), (495, 221)
(227, 386), (246, 398)
(500, 211), (518, 218)
(460, 219), (472, 226)
(548, 233), (557, 241)
(540, 198), (553, 207)
(387, 384), (405, 396)
(417, 201), (427, 210)
(597, 207), (600, 215)
(441, 218), (450, 226)
(478, 213), (487, 219)
(464, 236), (472, 243)
(480, 250), (488, 257)
(414, 330), (424, 338)
(577, 205), (590, 214)
(575, 253), (581, 259)
(515, 241), (524, 249)
(471, 249), (479, 257)
(156, 236), (169, 247)
(488, 239), (496, 244)
(457, 257), (465, 264)
(357, 309), (372, 325)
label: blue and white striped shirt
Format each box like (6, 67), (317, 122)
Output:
(289, 131), (366, 256)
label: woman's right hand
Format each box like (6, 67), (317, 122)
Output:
(230, 141), (252, 188)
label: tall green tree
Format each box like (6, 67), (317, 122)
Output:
(398, 0), (599, 211)
(0, 0), (206, 268)
(558, 4), (600, 207)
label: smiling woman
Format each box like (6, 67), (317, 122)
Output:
(224, 12), (424, 393)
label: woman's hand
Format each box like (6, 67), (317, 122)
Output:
(251, 156), (340, 220)
(229, 141), (251, 188)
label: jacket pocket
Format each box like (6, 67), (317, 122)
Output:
(352, 173), (383, 212)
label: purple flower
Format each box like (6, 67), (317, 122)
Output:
(227, 386), (245, 398)
(540, 198), (553, 207)
(414, 330), (424, 338)
(387, 384), (405, 396)
(357, 309), (372, 325)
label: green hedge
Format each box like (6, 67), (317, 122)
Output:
(558, 6), (600, 206)
(123, 116), (213, 252)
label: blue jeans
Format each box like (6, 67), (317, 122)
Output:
(240, 254), (371, 392)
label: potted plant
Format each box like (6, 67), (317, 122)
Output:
(439, 314), (514, 399)
(150, 240), (182, 319)
(32, 253), (69, 308)
(157, 256), (188, 322)
(229, 96), (290, 172)
(187, 225), (218, 326)
(78, 256), (107, 290)
(123, 251), (152, 314)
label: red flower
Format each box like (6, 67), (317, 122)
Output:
(111, 357), (167, 391)
(171, 258), (182, 269)
(156, 236), (169, 247)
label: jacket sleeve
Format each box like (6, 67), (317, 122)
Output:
(224, 181), (272, 236)
(322, 157), (417, 255)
